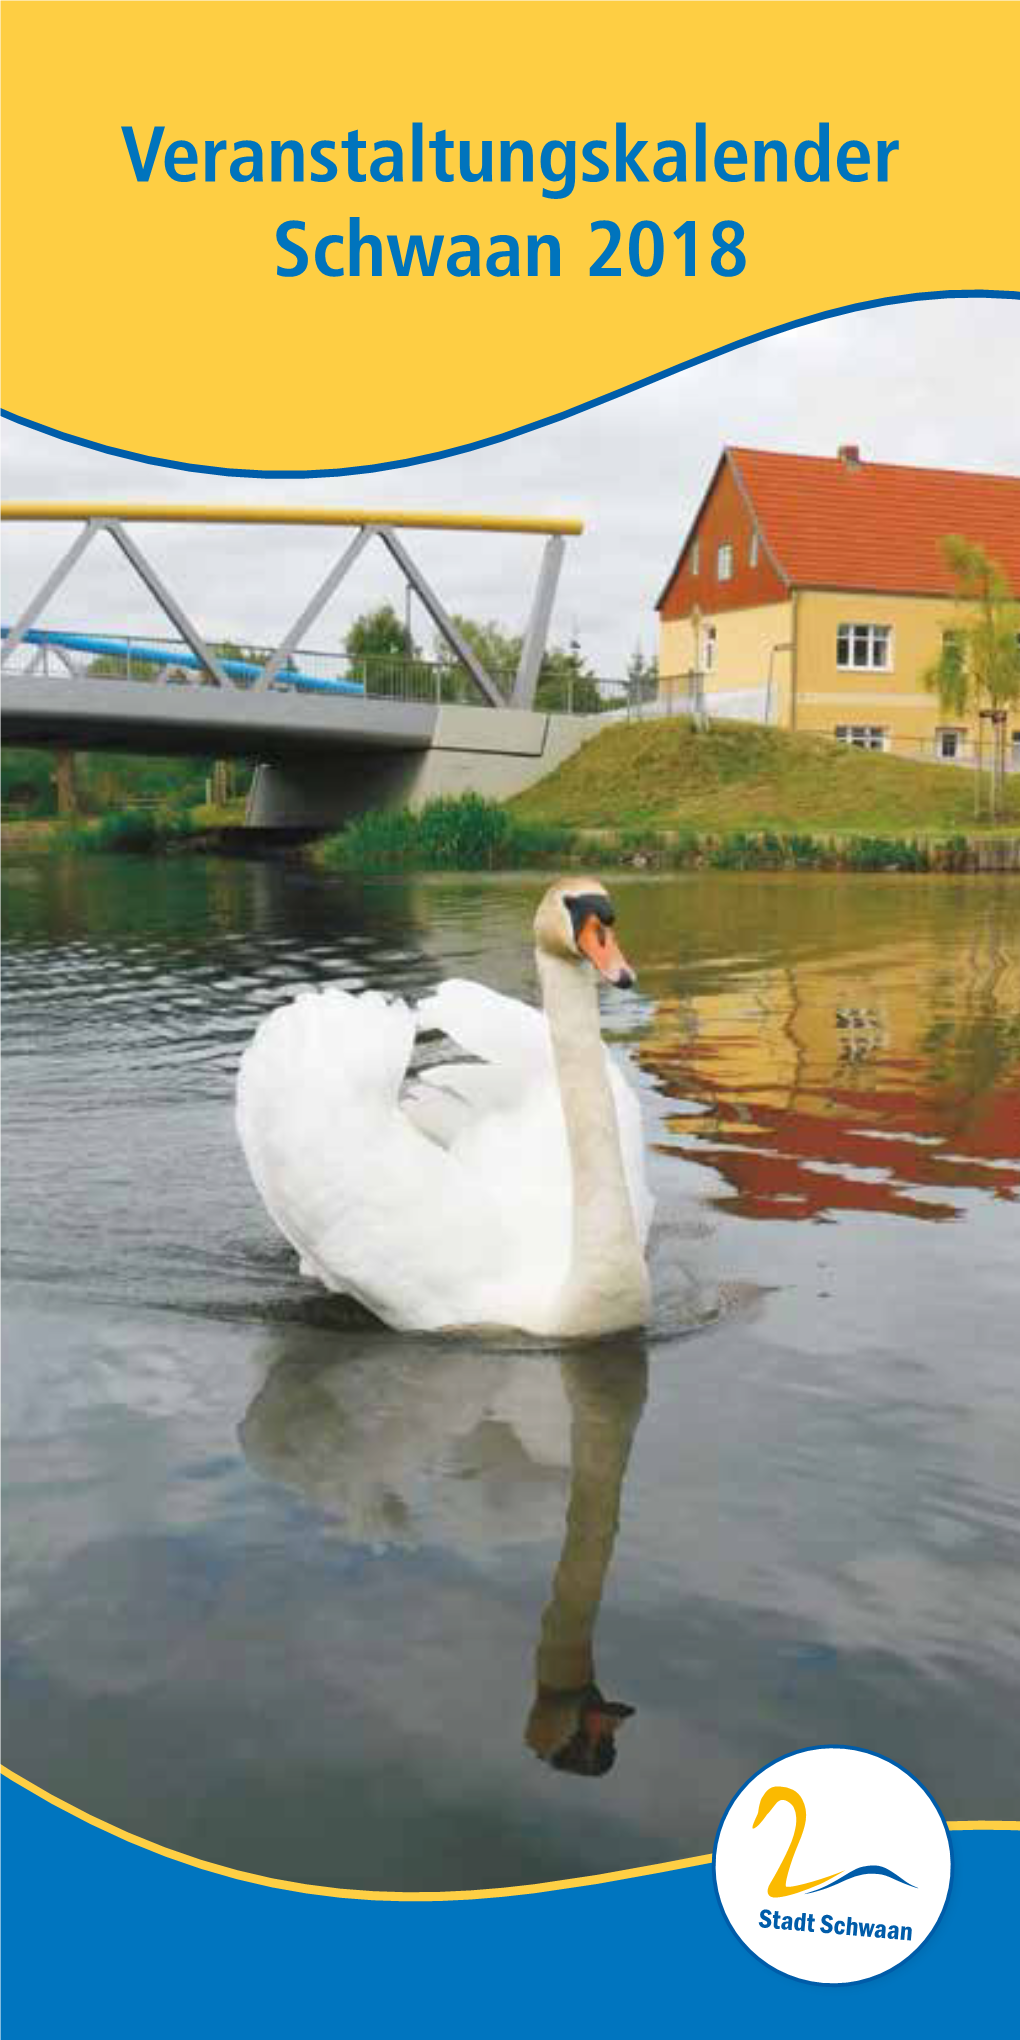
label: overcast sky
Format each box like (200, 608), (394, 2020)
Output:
(3, 297), (1019, 680)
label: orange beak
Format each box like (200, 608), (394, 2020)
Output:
(576, 913), (637, 988)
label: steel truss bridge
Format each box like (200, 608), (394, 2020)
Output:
(0, 503), (585, 763)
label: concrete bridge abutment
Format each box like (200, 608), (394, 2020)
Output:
(245, 706), (599, 830)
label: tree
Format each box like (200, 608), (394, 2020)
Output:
(434, 616), (518, 701)
(55, 749), (78, 816)
(344, 605), (419, 699)
(434, 616), (605, 713)
(87, 649), (134, 681)
(923, 538), (1020, 819)
(626, 643), (658, 705)
(345, 605), (415, 667)
(0, 749), (56, 817)
(536, 635), (604, 714)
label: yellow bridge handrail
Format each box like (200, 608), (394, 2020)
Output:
(0, 502), (585, 537)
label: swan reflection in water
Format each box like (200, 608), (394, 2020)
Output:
(240, 1329), (647, 1778)
(525, 1346), (646, 1776)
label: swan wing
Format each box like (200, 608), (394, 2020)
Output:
(237, 975), (652, 1334)
(418, 978), (654, 1249)
(417, 978), (552, 1098)
(236, 987), (523, 1331)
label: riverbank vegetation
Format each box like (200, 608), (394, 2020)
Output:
(317, 793), (1019, 876)
(52, 810), (204, 855)
(318, 794), (572, 873)
(6, 702), (1019, 872)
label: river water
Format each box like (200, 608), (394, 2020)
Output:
(2, 857), (1018, 1889)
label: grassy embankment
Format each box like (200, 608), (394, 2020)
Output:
(318, 720), (1020, 875)
(510, 718), (1020, 836)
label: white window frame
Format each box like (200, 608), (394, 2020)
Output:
(836, 622), (894, 672)
(717, 542), (734, 583)
(749, 531), (759, 568)
(834, 724), (887, 752)
(935, 726), (967, 762)
(701, 624), (717, 673)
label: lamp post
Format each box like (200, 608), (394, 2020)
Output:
(766, 641), (792, 727)
(690, 603), (703, 724)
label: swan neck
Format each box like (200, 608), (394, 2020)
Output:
(535, 1355), (648, 1692)
(537, 951), (644, 1321)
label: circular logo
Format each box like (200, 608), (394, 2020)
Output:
(714, 1747), (951, 1984)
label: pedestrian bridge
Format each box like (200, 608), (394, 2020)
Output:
(0, 502), (615, 826)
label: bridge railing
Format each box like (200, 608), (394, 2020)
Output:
(1, 626), (641, 717)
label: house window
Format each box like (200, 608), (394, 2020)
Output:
(935, 727), (966, 761)
(941, 629), (966, 682)
(701, 625), (717, 673)
(836, 623), (893, 671)
(835, 1005), (887, 1064)
(690, 539), (700, 575)
(835, 724), (887, 751)
(717, 542), (734, 582)
(749, 532), (759, 568)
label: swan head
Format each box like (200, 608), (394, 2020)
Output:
(534, 878), (637, 989)
(526, 1683), (636, 1777)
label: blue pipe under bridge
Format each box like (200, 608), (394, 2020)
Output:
(1, 627), (365, 697)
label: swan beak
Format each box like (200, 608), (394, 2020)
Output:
(585, 1702), (635, 1741)
(577, 914), (637, 989)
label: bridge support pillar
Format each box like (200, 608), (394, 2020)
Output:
(55, 748), (78, 817)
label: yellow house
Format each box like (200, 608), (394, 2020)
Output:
(656, 445), (1020, 770)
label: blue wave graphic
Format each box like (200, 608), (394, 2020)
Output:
(816, 1864), (916, 1891)
(3, 288), (1018, 478)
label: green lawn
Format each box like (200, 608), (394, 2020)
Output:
(510, 718), (1020, 835)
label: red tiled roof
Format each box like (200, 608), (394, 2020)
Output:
(728, 447), (1020, 595)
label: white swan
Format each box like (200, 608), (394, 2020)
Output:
(235, 877), (653, 1336)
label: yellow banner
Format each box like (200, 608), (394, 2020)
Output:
(1, 0), (1017, 472)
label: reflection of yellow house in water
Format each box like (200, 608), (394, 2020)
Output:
(639, 937), (1020, 1222)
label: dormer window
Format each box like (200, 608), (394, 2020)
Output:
(690, 539), (700, 575)
(749, 532), (759, 568)
(717, 542), (734, 582)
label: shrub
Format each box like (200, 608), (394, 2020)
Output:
(666, 829), (701, 869)
(785, 833), (828, 868)
(55, 808), (198, 855)
(939, 834), (971, 873)
(709, 830), (758, 870)
(320, 794), (574, 873)
(316, 806), (999, 880)
(841, 834), (930, 873)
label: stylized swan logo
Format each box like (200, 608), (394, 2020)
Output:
(753, 1785), (915, 1897)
